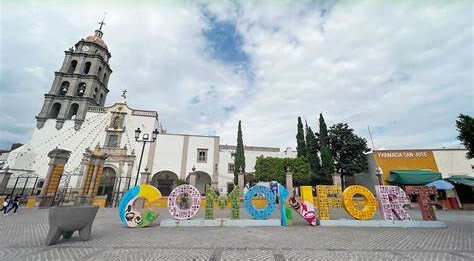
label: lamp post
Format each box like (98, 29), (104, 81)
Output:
(133, 128), (159, 188)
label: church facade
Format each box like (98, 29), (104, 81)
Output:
(1, 26), (296, 205)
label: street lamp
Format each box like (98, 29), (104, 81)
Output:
(132, 128), (159, 188)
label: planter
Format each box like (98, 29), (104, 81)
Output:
(45, 205), (99, 245)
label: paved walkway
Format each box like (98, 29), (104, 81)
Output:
(0, 208), (472, 260)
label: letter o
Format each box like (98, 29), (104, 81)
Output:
(243, 185), (276, 220)
(168, 184), (201, 220)
(342, 185), (378, 220)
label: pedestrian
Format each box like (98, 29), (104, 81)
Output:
(2, 196), (10, 215)
(7, 195), (20, 214)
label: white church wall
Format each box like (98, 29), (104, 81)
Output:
(5, 102), (163, 191)
(185, 135), (217, 178)
(6, 112), (109, 188)
(151, 134), (184, 178)
(217, 149), (234, 192)
(110, 104), (159, 186)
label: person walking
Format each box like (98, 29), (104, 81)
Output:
(6, 195), (20, 214)
(2, 196), (10, 215)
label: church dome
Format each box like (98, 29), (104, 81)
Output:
(84, 29), (108, 50)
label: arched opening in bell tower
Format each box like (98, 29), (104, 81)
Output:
(83, 62), (91, 74)
(59, 81), (69, 96)
(50, 103), (61, 118)
(77, 83), (86, 97)
(68, 60), (77, 73)
(67, 103), (79, 120)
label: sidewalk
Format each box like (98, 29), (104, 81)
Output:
(0, 208), (472, 260)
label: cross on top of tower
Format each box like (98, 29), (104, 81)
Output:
(98, 20), (105, 30)
(98, 12), (107, 31)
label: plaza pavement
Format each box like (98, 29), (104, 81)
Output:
(0, 207), (472, 261)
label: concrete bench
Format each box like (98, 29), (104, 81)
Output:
(45, 205), (99, 246)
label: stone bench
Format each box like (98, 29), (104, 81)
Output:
(45, 205), (99, 246)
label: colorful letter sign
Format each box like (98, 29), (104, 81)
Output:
(289, 194), (318, 226)
(118, 184), (162, 228)
(316, 185), (342, 220)
(118, 182), (442, 228)
(375, 186), (411, 221)
(243, 185), (276, 220)
(205, 186), (240, 219)
(342, 185), (378, 220)
(278, 185), (289, 226)
(168, 184), (201, 220)
(405, 186), (437, 221)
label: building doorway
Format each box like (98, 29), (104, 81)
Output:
(186, 171), (212, 195)
(97, 167), (116, 207)
(151, 171), (178, 196)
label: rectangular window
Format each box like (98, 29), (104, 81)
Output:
(197, 149), (208, 163)
(228, 163), (235, 173)
(108, 134), (118, 148)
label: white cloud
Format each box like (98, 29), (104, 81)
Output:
(0, 0), (472, 151)
(210, 0), (473, 149)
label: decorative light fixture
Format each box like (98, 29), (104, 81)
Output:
(131, 127), (159, 188)
(134, 127), (141, 140)
(151, 129), (159, 141)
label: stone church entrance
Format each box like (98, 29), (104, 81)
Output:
(97, 167), (116, 207)
(151, 171), (178, 196)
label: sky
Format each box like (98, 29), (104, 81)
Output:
(0, 0), (473, 151)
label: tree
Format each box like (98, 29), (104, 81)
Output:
(305, 123), (322, 184)
(328, 123), (370, 189)
(233, 120), (246, 184)
(317, 113), (334, 184)
(319, 146), (334, 184)
(254, 157), (312, 186)
(456, 114), (474, 159)
(296, 117), (307, 158)
(319, 113), (329, 147)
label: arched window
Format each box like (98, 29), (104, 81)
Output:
(103, 73), (108, 83)
(77, 82), (86, 97)
(50, 103), (61, 118)
(67, 103), (79, 120)
(93, 87), (98, 100)
(83, 62), (91, 74)
(97, 67), (102, 77)
(59, 81), (69, 96)
(112, 116), (121, 129)
(68, 60), (77, 73)
(99, 93), (104, 105)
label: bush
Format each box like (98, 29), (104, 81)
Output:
(254, 157), (312, 186)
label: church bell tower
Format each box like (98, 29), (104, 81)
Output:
(36, 21), (112, 130)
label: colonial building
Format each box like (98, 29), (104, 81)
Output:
(0, 25), (296, 205)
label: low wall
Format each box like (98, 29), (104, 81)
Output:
(92, 196), (107, 208)
(143, 197), (270, 209)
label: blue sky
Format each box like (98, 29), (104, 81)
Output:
(0, 0), (473, 151)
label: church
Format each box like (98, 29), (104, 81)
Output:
(0, 25), (296, 206)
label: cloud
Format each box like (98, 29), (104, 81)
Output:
(208, 0), (473, 149)
(0, 0), (472, 151)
